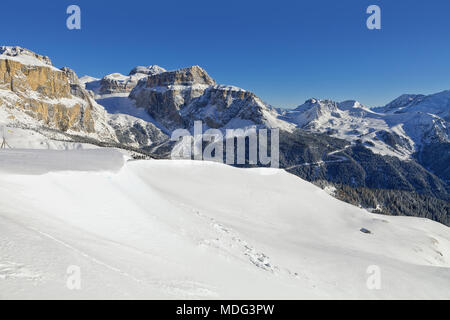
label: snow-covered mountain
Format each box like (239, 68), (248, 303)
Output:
(0, 148), (449, 299)
(0, 47), (168, 149)
(84, 60), (448, 162)
(0, 46), (118, 143)
(3, 46), (447, 159)
(376, 90), (450, 145)
(376, 91), (450, 119)
(1, 47), (448, 226)
(88, 64), (292, 133)
(280, 94), (449, 160)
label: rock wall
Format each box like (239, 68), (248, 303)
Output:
(0, 55), (96, 133)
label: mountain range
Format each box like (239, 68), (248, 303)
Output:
(0, 46), (448, 225)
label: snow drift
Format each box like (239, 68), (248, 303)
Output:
(0, 149), (449, 299)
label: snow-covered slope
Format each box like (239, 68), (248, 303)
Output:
(376, 91), (450, 119)
(0, 46), (59, 71)
(377, 90), (450, 145)
(0, 149), (448, 299)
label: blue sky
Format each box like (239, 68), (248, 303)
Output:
(2, 0), (450, 108)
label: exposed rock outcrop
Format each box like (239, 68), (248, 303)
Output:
(129, 66), (280, 130)
(88, 65), (167, 95)
(0, 46), (115, 140)
(142, 65), (216, 88)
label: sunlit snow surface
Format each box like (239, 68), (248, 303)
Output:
(0, 149), (449, 299)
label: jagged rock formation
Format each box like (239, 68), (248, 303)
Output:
(0, 47), (118, 142)
(99, 73), (141, 95)
(83, 65), (167, 96)
(129, 66), (216, 129)
(1, 48), (90, 133)
(108, 113), (168, 149)
(129, 65), (288, 131)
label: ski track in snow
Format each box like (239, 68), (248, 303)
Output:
(27, 227), (144, 284)
(26, 224), (218, 298)
(0, 211), (218, 298)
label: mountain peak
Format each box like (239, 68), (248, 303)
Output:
(338, 100), (368, 110)
(128, 65), (166, 76)
(380, 94), (426, 113)
(304, 98), (318, 104)
(295, 98), (337, 111)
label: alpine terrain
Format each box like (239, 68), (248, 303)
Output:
(0, 46), (449, 299)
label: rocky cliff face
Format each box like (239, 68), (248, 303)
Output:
(0, 48), (70, 99)
(129, 65), (283, 131)
(0, 46), (116, 140)
(99, 73), (140, 95)
(129, 66), (215, 129)
(142, 65), (216, 88)
(180, 85), (270, 129)
(85, 65), (167, 96)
